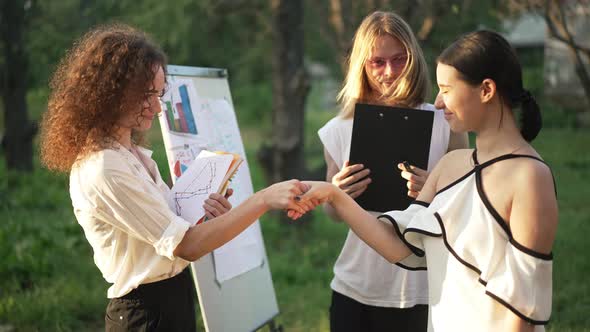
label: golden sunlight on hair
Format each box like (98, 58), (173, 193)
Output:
(337, 11), (430, 118)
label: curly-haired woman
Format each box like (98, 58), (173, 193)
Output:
(40, 24), (311, 331)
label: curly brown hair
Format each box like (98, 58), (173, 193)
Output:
(40, 24), (167, 173)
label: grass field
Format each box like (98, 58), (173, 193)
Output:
(1, 87), (589, 331)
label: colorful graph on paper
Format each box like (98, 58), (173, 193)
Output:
(171, 144), (201, 179)
(157, 71), (266, 287)
(163, 83), (198, 135)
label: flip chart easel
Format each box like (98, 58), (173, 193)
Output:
(158, 65), (281, 332)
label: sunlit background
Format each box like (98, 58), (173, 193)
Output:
(0, 1), (588, 331)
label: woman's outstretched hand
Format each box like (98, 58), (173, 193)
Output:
(286, 181), (336, 220)
(260, 180), (312, 217)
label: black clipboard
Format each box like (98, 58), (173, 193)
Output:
(349, 103), (434, 212)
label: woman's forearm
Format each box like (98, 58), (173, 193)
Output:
(173, 191), (268, 261)
(323, 202), (344, 222)
(329, 189), (412, 263)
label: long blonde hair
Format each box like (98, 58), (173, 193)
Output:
(338, 11), (430, 118)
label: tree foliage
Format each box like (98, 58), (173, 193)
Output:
(0, 0), (550, 173)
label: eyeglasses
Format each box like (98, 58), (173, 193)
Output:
(366, 55), (408, 69)
(144, 89), (166, 99)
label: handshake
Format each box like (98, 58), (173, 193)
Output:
(202, 180), (339, 221)
(259, 180), (337, 220)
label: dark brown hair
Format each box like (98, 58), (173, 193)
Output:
(40, 24), (167, 172)
(437, 30), (542, 141)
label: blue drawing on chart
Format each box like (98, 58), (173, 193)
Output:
(179, 84), (198, 134)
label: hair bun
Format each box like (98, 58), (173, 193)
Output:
(519, 90), (532, 103)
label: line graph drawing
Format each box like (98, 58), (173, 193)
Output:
(170, 152), (234, 224)
(173, 160), (217, 216)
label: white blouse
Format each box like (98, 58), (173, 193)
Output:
(380, 152), (553, 331)
(70, 144), (191, 298)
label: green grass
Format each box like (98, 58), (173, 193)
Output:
(1, 79), (589, 331)
(1, 124), (589, 331)
(532, 130), (590, 332)
(0, 167), (107, 331)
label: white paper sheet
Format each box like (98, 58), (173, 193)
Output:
(171, 151), (233, 225)
(159, 79), (264, 283)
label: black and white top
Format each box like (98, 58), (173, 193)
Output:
(380, 151), (553, 331)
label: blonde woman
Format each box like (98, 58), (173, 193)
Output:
(318, 11), (467, 331)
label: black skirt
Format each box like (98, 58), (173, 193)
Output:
(330, 290), (428, 332)
(105, 268), (197, 332)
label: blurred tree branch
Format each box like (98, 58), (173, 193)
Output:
(307, 0), (352, 72)
(504, 0), (590, 110)
(213, 0), (265, 13)
(546, 0), (590, 105)
(545, 2), (590, 55)
(308, 0), (457, 75)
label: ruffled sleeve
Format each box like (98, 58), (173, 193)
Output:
(378, 201), (442, 270)
(484, 242), (553, 325)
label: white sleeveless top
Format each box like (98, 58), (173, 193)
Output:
(380, 151), (553, 331)
(318, 103), (450, 307)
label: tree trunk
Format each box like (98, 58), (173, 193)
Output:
(258, 0), (310, 224)
(260, 0), (310, 184)
(0, 0), (35, 171)
(329, 0), (353, 71)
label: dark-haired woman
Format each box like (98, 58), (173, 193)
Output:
(40, 25), (311, 331)
(318, 11), (468, 332)
(295, 30), (557, 331)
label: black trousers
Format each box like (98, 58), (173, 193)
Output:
(105, 268), (197, 332)
(330, 291), (428, 332)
